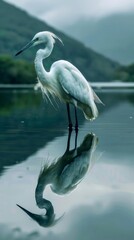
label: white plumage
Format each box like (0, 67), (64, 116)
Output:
(15, 31), (103, 128)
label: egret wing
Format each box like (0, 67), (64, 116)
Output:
(59, 67), (93, 105)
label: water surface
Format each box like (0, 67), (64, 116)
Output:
(0, 89), (134, 240)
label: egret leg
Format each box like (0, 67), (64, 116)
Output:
(66, 103), (73, 130)
(74, 106), (78, 131)
(66, 128), (72, 151)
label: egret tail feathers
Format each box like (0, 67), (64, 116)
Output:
(92, 89), (104, 106)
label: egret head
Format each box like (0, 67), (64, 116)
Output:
(15, 31), (63, 56)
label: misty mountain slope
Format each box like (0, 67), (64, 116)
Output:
(0, 0), (118, 82)
(65, 13), (134, 65)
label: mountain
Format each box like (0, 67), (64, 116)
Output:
(0, 0), (118, 83)
(64, 13), (134, 65)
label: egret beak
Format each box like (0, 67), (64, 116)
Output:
(15, 40), (34, 56)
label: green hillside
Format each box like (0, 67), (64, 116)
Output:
(0, 0), (118, 84)
(116, 63), (134, 82)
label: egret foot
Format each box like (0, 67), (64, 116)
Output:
(68, 123), (73, 131)
(75, 125), (79, 132)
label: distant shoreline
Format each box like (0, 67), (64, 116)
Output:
(0, 82), (134, 90)
(0, 84), (35, 89)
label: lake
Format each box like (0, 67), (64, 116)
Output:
(0, 88), (134, 240)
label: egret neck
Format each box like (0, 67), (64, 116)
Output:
(34, 42), (53, 86)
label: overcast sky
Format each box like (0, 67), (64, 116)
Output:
(5, 0), (134, 28)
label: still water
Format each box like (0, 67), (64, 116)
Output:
(0, 89), (134, 240)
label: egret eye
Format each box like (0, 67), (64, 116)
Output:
(35, 37), (39, 41)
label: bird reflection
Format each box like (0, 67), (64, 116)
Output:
(17, 130), (98, 227)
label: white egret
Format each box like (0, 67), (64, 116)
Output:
(15, 31), (103, 129)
